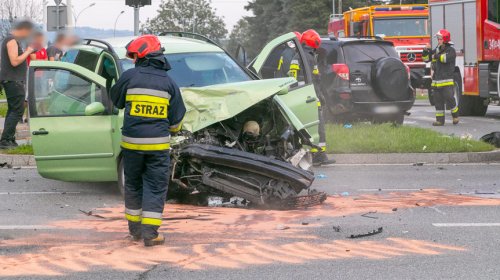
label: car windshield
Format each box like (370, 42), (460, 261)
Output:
(120, 52), (252, 87)
(373, 17), (429, 37)
(343, 43), (398, 64)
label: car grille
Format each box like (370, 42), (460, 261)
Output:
(400, 52), (423, 63)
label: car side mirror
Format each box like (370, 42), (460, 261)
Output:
(85, 102), (106, 116)
(277, 86), (289, 95)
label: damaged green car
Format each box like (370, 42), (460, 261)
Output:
(27, 32), (325, 208)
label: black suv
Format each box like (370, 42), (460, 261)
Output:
(317, 37), (415, 124)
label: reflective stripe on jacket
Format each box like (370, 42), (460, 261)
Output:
(110, 56), (186, 152)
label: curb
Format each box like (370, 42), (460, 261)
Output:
(0, 154), (36, 167)
(1, 150), (500, 168)
(330, 150), (500, 164)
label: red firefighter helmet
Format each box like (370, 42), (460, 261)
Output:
(293, 31), (302, 41)
(301, 29), (321, 49)
(435, 29), (451, 44)
(126, 35), (163, 59)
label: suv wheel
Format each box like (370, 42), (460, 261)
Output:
(372, 113), (405, 125)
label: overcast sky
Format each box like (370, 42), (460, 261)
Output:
(68, 0), (251, 31)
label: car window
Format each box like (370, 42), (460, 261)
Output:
(119, 53), (251, 88)
(373, 17), (429, 37)
(489, 0), (499, 24)
(260, 40), (306, 84)
(343, 43), (398, 64)
(30, 68), (106, 117)
(62, 50), (99, 72)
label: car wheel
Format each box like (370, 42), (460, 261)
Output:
(117, 156), (125, 197)
(371, 113), (404, 125)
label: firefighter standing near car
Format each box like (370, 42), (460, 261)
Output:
(276, 32), (302, 78)
(290, 29), (335, 166)
(422, 29), (459, 126)
(110, 35), (186, 247)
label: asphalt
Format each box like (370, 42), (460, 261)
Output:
(1, 164), (499, 279)
(405, 99), (500, 140)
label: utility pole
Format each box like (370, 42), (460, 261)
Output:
(66, 0), (74, 30)
(55, 0), (62, 31)
(134, 5), (140, 36)
(332, 0), (336, 17)
(42, 0), (48, 32)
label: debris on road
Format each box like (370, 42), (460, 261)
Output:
(276, 224), (290, 230)
(348, 227), (383, 239)
(315, 174), (328, 179)
(340, 192), (350, 197)
(413, 162), (424, 166)
(392, 208), (398, 211)
(361, 211), (378, 219)
(474, 190), (496, 195)
(8, 178), (14, 182)
(0, 162), (12, 169)
(79, 209), (106, 219)
(301, 222), (309, 226)
(437, 167), (446, 170)
(332, 225), (341, 232)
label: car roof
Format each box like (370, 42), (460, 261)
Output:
(320, 37), (394, 47)
(72, 36), (224, 59)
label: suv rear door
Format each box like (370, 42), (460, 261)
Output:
(28, 61), (118, 182)
(250, 33), (319, 144)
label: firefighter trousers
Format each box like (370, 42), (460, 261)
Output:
(313, 83), (327, 153)
(123, 149), (170, 240)
(433, 86), (458, 123)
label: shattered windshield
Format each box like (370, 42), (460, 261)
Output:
(120, 52), (252, 88)
(373, 17), (429, 37)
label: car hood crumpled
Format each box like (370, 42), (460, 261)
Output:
(180, 77), (296, 132)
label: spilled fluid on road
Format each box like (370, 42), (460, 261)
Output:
(1, 189), (499, 276)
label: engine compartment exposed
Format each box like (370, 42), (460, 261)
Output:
(169, 98), (326, 209)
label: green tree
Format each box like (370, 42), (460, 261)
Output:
(142, 0), (227, 41)
(227, 18), (250, 57)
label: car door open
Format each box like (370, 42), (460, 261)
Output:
(251, 33), (320, 144)
(28, 61), (118, 182)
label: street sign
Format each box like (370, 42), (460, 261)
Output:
(125, 0), (151, 7)
(47, 6), (68, 32)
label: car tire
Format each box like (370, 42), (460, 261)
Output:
(371, 113), (404, 125)
(371, 57), (410, 101)
(117, 156), (125, 197)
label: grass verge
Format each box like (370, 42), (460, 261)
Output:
(0, 90), (6, 118)
(326, 123), (495, 154)
(1, 144), (33, 155)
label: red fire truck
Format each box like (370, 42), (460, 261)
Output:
(328, 5), (431, 91)
(428, 0), (500, 116)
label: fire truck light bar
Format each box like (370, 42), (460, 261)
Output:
(374, 6), (426, 11)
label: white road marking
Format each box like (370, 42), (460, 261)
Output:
(432, 223), (500, 227)
(429, 206), (446, 215)
(0, 191), (80, 195)
(0, 225), (56, 230)
(358, 188), (423, 192)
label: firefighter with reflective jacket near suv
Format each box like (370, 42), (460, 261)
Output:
(110, 35), (186, 247)
(291, 29), (335, 166)
(422, 29), (459, 126)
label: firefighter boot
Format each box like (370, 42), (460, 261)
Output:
(452, 108), (459, 125)
(128, 221), (142, 241)
(313, 151), (336, 166)
(432, 115), (445, 126)
(144, 234), (165, 247)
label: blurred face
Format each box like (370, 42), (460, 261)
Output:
(437, 35), (444, 45)
(13, 27), (33, 40)
(34, 34), (45, 46)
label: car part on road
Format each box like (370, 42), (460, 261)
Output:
(361, 211), (378, 219)
(480, 132), (500, 148)
(348, 227), (383, 239)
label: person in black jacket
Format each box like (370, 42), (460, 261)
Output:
(422, 29), (459, 126)
(0, 20), (34, 149)
(110, 35), (186, 247)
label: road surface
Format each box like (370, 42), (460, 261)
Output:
(1, 164), (499, 279)
(405, 100), (500, 139)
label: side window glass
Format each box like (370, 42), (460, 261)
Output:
(100, 55), (118, 87)
(489, 0), (499, 24)
(260, 40), (306, 84)
(30, 69), (106, 117)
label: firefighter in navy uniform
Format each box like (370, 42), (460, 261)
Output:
(291, 29), (335, 166)
(110, 35), (186, 247)
(422, 29), (459, 126)
(276, 32), (302, 78)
